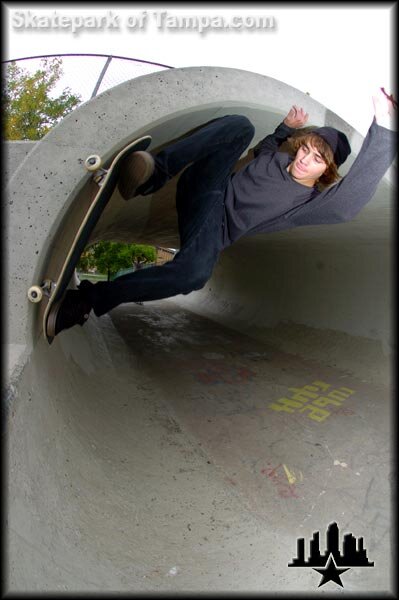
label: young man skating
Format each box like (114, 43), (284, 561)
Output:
(50, 89), (397, 337)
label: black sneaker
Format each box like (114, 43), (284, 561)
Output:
(118, 151), (155, 200)
(47, 289), (93, 337)
(78, 279), (95, 296)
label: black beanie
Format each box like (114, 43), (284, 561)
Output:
(312, 126), (351, 167)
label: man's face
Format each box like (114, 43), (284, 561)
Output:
(288, 141), (328, 187)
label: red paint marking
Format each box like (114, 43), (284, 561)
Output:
(193, 362), (256, 385)
(331, 407), (356, 416)
(260, 463), (300, 499)
(278, 485), (299, 499)
(265, 464), (282, 477)
(225, 477), (237, 486)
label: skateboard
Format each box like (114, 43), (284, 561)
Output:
(27, 135), (152, 344)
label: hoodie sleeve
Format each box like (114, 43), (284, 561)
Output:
(288, 118), (397, 226)
(253, 121), (297, 157)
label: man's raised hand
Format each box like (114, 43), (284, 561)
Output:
(373, 88), (397, 131)
(283, 105), (309, 128)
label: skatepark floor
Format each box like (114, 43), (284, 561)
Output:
(7, 300), (392, 593)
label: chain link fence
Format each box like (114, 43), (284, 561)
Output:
(3, 52), (173, 106)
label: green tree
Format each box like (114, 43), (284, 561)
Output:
(78, 242), (157, 281)
(3, 57), (81, 140)
(77, 246), (96, 274)
(130, 244), (157, 270)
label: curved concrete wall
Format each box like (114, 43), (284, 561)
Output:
(5, 67), (395, 592)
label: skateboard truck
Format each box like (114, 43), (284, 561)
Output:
(93, 168), (108, 186)
(28, 279), (55, 303)
(84, 155), (108, 186)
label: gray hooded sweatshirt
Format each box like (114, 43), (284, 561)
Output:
(221, 117), (396, 249)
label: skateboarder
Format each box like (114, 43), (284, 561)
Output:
(52, 88), (397, 336)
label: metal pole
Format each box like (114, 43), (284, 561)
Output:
(91, 56), (112, 99)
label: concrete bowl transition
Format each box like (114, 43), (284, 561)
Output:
(5, 67), (395, 592)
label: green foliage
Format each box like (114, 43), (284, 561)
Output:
(3, 57), (81, 140)
(130, 244), (157, 265)
(78, 242), (157, 281)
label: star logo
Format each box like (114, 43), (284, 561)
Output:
(313, 553), (350, 588)
(288, 522), (374, 588)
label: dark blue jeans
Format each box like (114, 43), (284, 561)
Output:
(89, 114), (255, 316)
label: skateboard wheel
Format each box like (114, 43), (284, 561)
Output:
(85, 155), (102, 171)
(28, 286), (43, 303)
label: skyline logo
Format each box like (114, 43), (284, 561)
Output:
(288, 521), (374, 588)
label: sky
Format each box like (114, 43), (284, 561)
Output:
(3, 2), (396, 136)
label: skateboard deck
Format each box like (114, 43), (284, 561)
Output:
(28, 135), (152, 344)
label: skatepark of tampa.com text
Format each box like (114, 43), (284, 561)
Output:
(11, 10), (276, 36)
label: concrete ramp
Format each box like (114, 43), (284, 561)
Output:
(5, 67), (394, 593)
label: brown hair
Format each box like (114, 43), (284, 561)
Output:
(281, 127), (342, 189)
